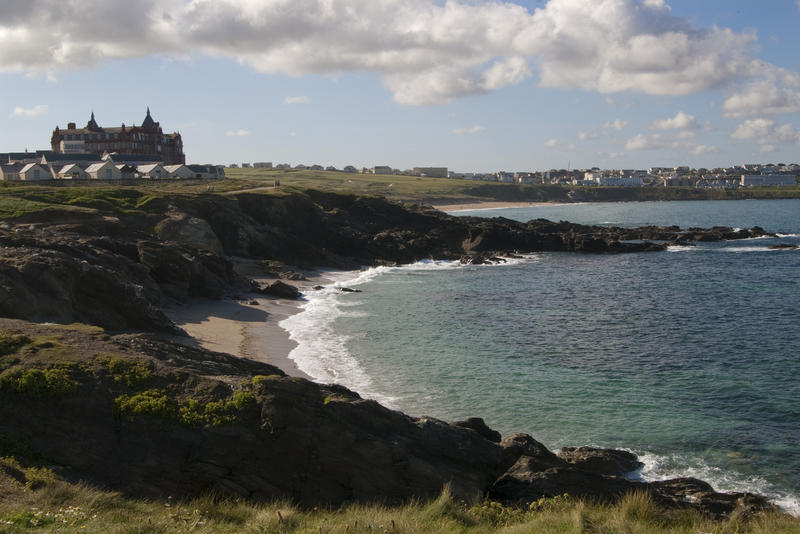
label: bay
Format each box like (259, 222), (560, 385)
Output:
(281, 199), (800, 513)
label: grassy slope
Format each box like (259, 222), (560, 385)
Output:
(1, 471), (798, 534)
(2, 171), (800, 215)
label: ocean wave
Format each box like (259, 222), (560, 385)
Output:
(279, 258), (535, 405)
(636, 451), (800, 516)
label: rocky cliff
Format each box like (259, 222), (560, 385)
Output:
(0, 189), (776, 518)
(0, 320), (771, 518)
(0, 190), (769, 333)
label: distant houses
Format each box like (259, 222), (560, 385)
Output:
(0, 150), (225, 182)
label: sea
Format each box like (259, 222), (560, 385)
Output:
(280, 199), (800, 514)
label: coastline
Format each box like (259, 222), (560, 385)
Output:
(432, 200), (551, 212)
(163, 273), (332, 380)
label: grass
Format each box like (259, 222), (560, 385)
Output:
(2, 168), (799, 219)
(0, 474), (797, 534)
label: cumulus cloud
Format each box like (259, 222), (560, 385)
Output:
(625, 133), (664, 150)
(604, 119), (628, 131)
(722, 76), (800, 118)
(11, 104), (48, 117)
(731, 118), (800, 145)
(0, 0), (792, 105)
(651, 111), (698, 130)
(284, 96), (310, 104)
(689, 144), (717, 155)
(543, 138), (559, 147)
(225, 129), (250, 137)
(452, 125), (485, 135)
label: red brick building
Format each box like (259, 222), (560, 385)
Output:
(50, 109), (185, 165)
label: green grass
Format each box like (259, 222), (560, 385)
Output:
(0, 475), (797, 534)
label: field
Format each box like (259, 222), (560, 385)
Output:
(2, 169), (800, 214)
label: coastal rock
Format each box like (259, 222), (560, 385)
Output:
(557, 446), (644, 477)
(769, 243), (799, 250)
(498, 433), (563, 473)
(155, 213), (225, 256)
(490, 460), (639, 503)
(254, 280), (301, 300)
(452, 417), (502, 443)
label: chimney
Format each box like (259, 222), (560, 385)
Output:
(67, 122), (76, 130)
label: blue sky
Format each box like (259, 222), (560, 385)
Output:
(2, 0), (800, 172)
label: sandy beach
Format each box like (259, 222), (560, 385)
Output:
(164, 271), (329, 380)
(432, 200), (551, 212)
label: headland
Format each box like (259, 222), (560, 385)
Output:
(0, 181), (796, 531)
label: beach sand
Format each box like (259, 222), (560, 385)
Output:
(432, 201), (550, 212)
(164, 270), (330, 380)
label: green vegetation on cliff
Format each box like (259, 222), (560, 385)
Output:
(3, 169), (800, 215)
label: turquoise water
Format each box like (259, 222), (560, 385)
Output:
(281, 200), (800, 513)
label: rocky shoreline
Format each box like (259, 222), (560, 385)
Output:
(0, 190), (778, 518)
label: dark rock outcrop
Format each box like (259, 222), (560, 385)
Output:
(253, 280), (302, 300)
(558, 446), (643, 477)
(0, 319), (777, 518)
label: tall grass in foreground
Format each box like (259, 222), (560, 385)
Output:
(1, 474), (798, 534)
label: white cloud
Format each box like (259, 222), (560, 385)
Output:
(578, 131), (599, 141)
(225, 129), (250, 137)
(625, 133), (664, 150)
(722, 77), (800, 118)
(731, 118), (800, 145)
(677, 130), (696, 139)
(543, 138), (558, 147)
(452, 125), (485, 135)
(689, 144), (717, 155)
(11, 104), (47, 117)
(284, 96), (310, 104)
(761, 144), (777, 153)
(603, 119), (628, 131)
(0, 0), (791, 106)
(651, 111), (698, 130)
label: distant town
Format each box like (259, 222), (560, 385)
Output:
(1, 109), (798, 189)
(234, 162), (800, 189)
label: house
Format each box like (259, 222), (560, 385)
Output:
(164, 164), (195, 179)
(253, 162), (272, 169)
(741, 174), (797, 187)
(343, 165), (357, 173)
(19, 163), (52, 181)
(186, 164), (225, 179)
(41, 153), (99, 167)
(137, 163), (168, 179)
(0, 163), (23, 181)
(103, 153), (164, 166)
(85, 160), (122, 180)
(413, 167), (448, 178)
(51, 109), (184, 164)
(116, 164), (137, 180)
(371, 166), (393, 175)
(56, 164), (90, 180)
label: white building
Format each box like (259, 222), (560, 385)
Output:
(19, 163), (52, 181)
(85, 160), (122, 180)
(164, 164), (195, 179)
(137, 163), (168, 179)
(741, 174), (797, 187)
(56, 164), (90, 179)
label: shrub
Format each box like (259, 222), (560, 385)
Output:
(0, 367), (79, 399)
(114, 389), (173, 419)
(99, 356), (153, 389)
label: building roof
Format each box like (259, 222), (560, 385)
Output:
(0, 163), (24, 172)
(85, 162), (112, 172)
(141, 107), (157, 129)
(137, 164), (165, 172)
(104, 153), (164, 163)
(164, 164), (188, 172)
(43, 153), (99, 163)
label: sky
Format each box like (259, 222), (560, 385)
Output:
(2, 0), (800, 173)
